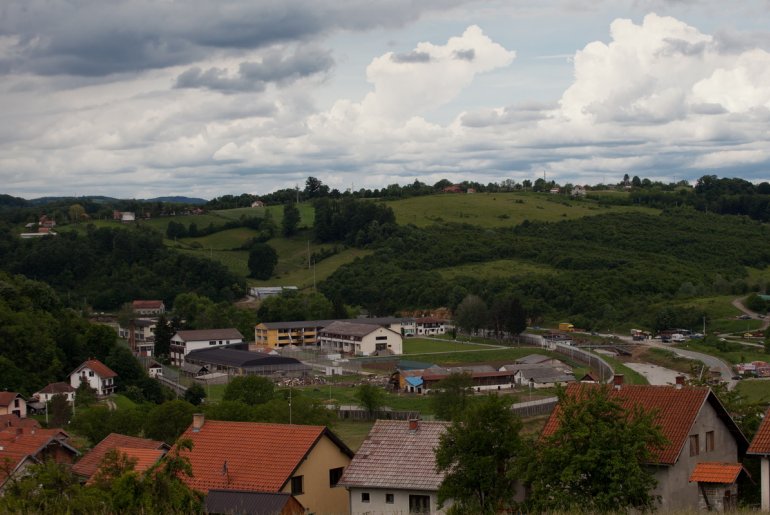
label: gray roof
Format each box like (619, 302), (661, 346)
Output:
(185, 347), (309, 370)
(205, 490), (300, 515)
(339, 420), (449, 491)
(447, 365), (497, 374)
(521, 368), (576, 383)
(320, 321), (384, 338)
(181, 362), (208, 374)
(174, 328), (243, 342)
(499, 363), (556, 373)
(37, 382), (76, 395)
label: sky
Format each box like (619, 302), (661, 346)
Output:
(2, 0), (770, 199)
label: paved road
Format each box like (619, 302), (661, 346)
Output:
(647, 341), (736, 389)
(731, 296), (769, 330)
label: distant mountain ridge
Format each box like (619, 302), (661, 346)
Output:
(23, 195), (208, 206)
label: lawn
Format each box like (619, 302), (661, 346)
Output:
(402, 338), (499, 354)
(676, 340), (768, 365)
(331, 420), (374, 452)
(437, 259), (556, 281)
(385, 192), (659, 228)
(112, 395), (137, 410)
(734, 378), (770, 404)
(599, 355), (648, 385)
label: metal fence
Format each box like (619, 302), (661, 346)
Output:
(510, 396), (558, 418)
(520, 334), (615, 382)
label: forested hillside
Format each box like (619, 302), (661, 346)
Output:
(320, 208), (770, 329)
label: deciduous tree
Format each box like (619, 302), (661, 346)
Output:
(431, 372), (474, 421)
(247, 243), (278, 280)
(282, 202), (300, 236)
(354, 384), (385, 417)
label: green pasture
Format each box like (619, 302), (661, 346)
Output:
(403, 338), (499, 354)
(598, 355), (648, 385)
(251, 245), (372, 289)
(178, 248), (250, 276)
(734, 379), (770, 404)
(175, 227), (262, 250)
(437, 259), (556, 281)
(385, 192), (659, 228)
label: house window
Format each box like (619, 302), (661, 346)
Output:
(376, 336), (388, 341)
(386, 493), (394, 504)
(329, 467), (344, 487)
(290, 476), (303, 495)
(209, 341), (215, 345)
(706, 431), (715, 452)
(409, 494), (430, 514)
(89, 371), (94, 377)
(689, 434), (700, 456)
(361, 492), (370, 503)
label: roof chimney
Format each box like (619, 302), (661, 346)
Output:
(192, 413), (205, 432)
(613, 374), (624, 390)
(675, 375), (685, 389)
(408, 418), (419, 432)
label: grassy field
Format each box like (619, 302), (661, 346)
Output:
(437, 259), (556, 281)
(403, 338), (499, 354)
(112, 395), (138, 410)
(599, 355), (648, 385)
(331, 420), (374, 451)
(676, 340), (767, 365)
(637, 348), (700, 374)
(385, 192), (659, 228)
(734, 378), (770, 404)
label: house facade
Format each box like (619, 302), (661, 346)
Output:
(415, 317), (446, 336)
(318, 321), (403, 356)
(169, 328), (244, 366)
(34, 382), (76, 404)
(747, 407), (770, 511)
(69, 359), (118, 396)
(340, 419), (451, 515)
(541, 379), (749, 512)
(176, 415), (353, 515)
(0, 427), (79, 492)
(131, 300), (165, 316)
(255, 317), (415, 349)
(0, 392), (27, 418)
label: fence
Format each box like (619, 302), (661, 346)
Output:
(334, 408), (421, 421)
(520, 334), (615, 382)
(510, 396), (558, 418)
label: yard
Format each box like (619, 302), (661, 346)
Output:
(734, 378), (770, 404)
(402, 338), (499, 354)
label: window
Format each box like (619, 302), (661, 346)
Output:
(89, 371), (94, 377)
(706, 431), (715, 452)
(290, 476), (303, 495)
(329, 467), (344, 487)
(376, 336), (388, 341)
(361, 492), (370, 503)
(386, 493), (394, 504)
(689, 434), (700, 456)
(409, 494), (430, 514)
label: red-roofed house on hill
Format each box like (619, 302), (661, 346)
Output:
(339, 419), (451, 514)
(72, 433), (169, 482)
(175, 414), (353, 514)
(0, 392), (27, 418)
(541, 379), (749, 511)
(132, 300), (165, 315)
(748, 408), (770, 511)
(69, 359), (117, 397)
(34, 382), (76, 404)
(0, 427), (79, 493)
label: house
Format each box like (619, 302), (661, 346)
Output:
(515, 367), (575, 388)
(0, 392), (27, 418)
(69, 359), (118, 396)
(339, 419), (451, 515)
(118, 317), (157, 357)
(169, 328), (244, 366)
(175, 415), (353, 515)
(0, 414), (40, 430)
(249, 286), (298, 300)
(132, 300), (165, 315)
(34, 382), (76, 404)
(541, 377), (749, 511)
(392, 366), (516, 394)
(39, 215), (56, 228)
(250, 200), (265, 208)
(148, 361), (163, 379)
(0, 427), (79, 492)
(549, 187), (560, 194)
(442, 185), (463, 193)
(72, 433), (168, 482)
(415, 317), (446, 336)
(318, 321), (403, 356)
(121, 212), (136, 223)
(184, 347), (311, 378)
(747, 407), (770, 511)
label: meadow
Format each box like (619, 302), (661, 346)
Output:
(385, 192), (660, 228)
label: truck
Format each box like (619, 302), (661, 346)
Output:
(558, 323), (575, 332)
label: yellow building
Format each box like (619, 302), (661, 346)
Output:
(255, 317), (416, 350)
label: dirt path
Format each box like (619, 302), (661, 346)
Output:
(732, 296), (769, 330)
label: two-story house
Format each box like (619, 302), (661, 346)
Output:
(69, 359), (118, 397)
(169, 328), (244, 366)
(0, 392), (27, 418)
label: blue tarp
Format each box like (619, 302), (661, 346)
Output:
(405, 376), (424, 387)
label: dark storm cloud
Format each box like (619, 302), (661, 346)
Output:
(175, 47), (334, 92)
(391, 51), (431, 63)
(453, 48), (475, 61)
(0, 0), (477, 77)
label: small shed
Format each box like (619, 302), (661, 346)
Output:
(689, 462), (749, 512)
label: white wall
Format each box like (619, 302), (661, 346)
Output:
(349, 487), (447, 515)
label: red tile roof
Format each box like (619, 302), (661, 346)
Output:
(541, 383), (745, 465)
(72, 433), (167, 479)
(175, 419), (352, 494)
(132, 300), (164, 310)
(339, 420), (449, 491)
(0, 427), (76, 484)
(37, 382), (76, 395)
(748, 408), (770, 455)
(0, 414), (40, 429)
(0, 392), (22, 407)
(689, 462), (746, 483)
(72, 359), (117, 379)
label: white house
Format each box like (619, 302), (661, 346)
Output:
(69, 359), (118, 396)
(339, 419), (451, 515)
(318, 321), (403, 356)
(131, 300), (165, 315)
(415, 317), (446, 336)
(169, 328), (244, 366)
(34, 382), (76, 404)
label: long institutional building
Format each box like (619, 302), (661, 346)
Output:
(254, 317), (446, 356)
